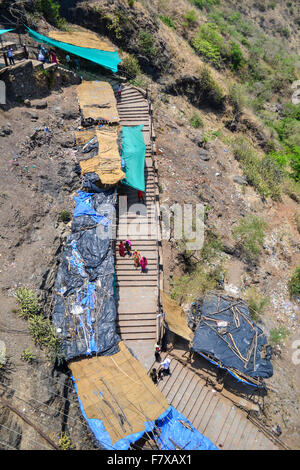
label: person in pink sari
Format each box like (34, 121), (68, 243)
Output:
(140, 256), (148, 273)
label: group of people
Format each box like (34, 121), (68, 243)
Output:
(149, 342), (171, 385)
(118, 239), (148, 273)
(37, 45), (57, 64)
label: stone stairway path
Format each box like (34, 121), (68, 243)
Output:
(114, 84), (159, 369)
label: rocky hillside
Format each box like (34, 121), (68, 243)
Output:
(0, 0), (299, 449)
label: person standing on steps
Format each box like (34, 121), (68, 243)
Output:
(149, 368), (158, 384)
(50, 50), (58, 64)
(140, 256), (148, 273)
(119, 241), (125, 257)
(154, 342), (161, 362)
(125, 239), (132, 257)
(7, 48), (15, 66)
(133, 250), (141, 268)
(117, 84), (122, 100)
(160, 357), (171, 376)
(137, 190), (145, 204)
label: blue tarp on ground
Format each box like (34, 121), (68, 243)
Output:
(73, 190), (111, 226)
(26, 26), (122, 73)
(72, 388), (218, 451)
(156, 406), (218, 450)
(121, 125), (146, 192)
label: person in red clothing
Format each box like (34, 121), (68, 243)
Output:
(137, 190), (145, 203)
(50, 50), (58, 64)
(140, 256), (148, 273)
(119, 241), (125, 257)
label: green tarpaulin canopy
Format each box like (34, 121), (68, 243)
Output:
(26, 27), (121, 73)
(121, 125), (146, 192)
(0, 29), (14, 36)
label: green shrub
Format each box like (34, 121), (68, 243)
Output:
(228, 83), (245, 113)
(288, 267), (300, 298)
(58, 432), (74, 450)
(190, 112), (204, 128)
(190, 0), (220, 9)
(269, 326), (289, 346)
(28, 315), (62, 363)
(21, 348), (36, 363)
(138, 31), (157, 58)
(33, 0), (66, 28)
(159, 15), (176, 29)
(231, 137), (283, 199)
(230, 43), (245, 71)
(59, 210), (71, 223)
(192, 23), (223, 66)
(170, 264), (222, 303)
(246, 288), (269, 322)
(120, 55), (141, 78)
(128, 0), (135, 6)
(198, 66), (225, 109)
(16, 287), (41, 319)
(200, 232), (223, 263)
(233, 215), (268, 261)
(183, 10), (198, 28)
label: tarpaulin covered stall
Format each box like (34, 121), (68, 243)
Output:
(77, 81), (120, 124)
(70, 342), (218, 450)
(192, 293), (273, 386)
(52, 189), (120, 361)
(120, 125), (146, 191)
(26, 27), (121, 73)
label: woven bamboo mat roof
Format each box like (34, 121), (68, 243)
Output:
(49, 30), (115, 51)
(77, 81), (120, 123)
(69, 341), (169, 444)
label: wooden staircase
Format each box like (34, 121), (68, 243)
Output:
(154, 353), (279, 450)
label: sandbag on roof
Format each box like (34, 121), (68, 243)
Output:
(161, 291), (193, 342)
(77, 81), (120, 123)
(121, 125), (146, 191)
(49, 30), (115, 51)
(26, 27), (121, 73)
(80, 128), (125, 185)
(70, 341), (169, 447)
(52, 190), (120, 361)
(192, 293), (273, 382)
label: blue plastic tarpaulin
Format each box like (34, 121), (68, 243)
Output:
(121, 125), (146, 191)
(26, 26), (122, 73)
(0, 29), (14, 35)
(71, 393), (218, 451)
(73, 190), (111, 227)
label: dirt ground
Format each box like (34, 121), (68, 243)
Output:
(0, 86), (99, 450)
(153, 92), (300, 449)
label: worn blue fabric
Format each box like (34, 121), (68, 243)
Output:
(73, 191), (111, 227)
(26, 26), (121, 72)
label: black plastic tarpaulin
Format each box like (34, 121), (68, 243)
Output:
(52, 189), (120, 361)
(192, 293), (273, 382)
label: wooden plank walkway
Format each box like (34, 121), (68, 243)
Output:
(155, 354), (279, 450)
(114, 84), (159, 370)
